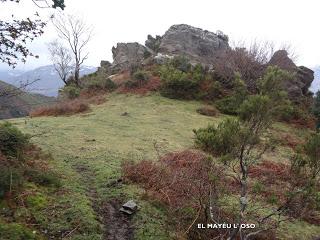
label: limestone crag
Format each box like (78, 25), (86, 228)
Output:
(268, 50), (314, 102)
(111, 42), (150, 71)
(159, 24), (229, 65)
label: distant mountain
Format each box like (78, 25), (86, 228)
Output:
(0, 80), (56, 120)
(311, 66), (320, 93)
(0, 65), (97, 97)
(0, 69), (25, 82)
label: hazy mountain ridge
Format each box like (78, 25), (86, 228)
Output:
(311, 66), (320, 93)
(0, 65), (97, 97)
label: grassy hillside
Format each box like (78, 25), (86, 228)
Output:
(3, 93), (320, 239)
(0, 80), (56, 120)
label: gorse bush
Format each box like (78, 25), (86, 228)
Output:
(160, 69), (200, 99)
(0, 123), (61, 199)
(194, 118), (242, 156)
(0, 223), (38, 240)
(86, 78), (117, 91)
(25, 169), (61, 188)
(124, 70), (150, 89)
(0, 122), (30, 158)
(0, 167), (24, 198)
(59, 84), (81, 100)
(215, 74), (248, 115)
(170, 55), (192, 73)
(133, 70), (149, 82)
(313, 91), (320, 131)
(0, 123), (30, 198)
(159, 57), (207, 99)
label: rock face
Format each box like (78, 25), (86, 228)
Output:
(268, 50), (314, 102)
(111, 42), (149, 70)
(101, 24), (229, 71)
(145, 35), (162, 52)
(159, 24), (229, 65)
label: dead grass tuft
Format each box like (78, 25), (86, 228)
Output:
(30, 99), (90, 117)
(123, 150), (225, 237)
(196, 106), (219, 117)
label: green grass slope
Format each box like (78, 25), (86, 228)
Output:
(3, 93), (320, 240)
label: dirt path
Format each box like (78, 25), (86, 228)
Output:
(74, 163), (133, 240)
(102, 199), (134, 240)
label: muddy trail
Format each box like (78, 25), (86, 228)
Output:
(74, 163), (134, 240)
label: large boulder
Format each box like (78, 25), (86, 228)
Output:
(268, 50), (314, 102)
(158, 24), (229, 66)
(111, 42), (150, 70)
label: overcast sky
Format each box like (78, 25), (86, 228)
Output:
(1, 0), (319, 71)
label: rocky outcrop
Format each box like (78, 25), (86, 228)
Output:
(98, 25), (314, 103)
(159, 24), (229, 65)
(101, 24), (229, 72)
(111, 42), (150, 71)
(268, 50), (296, 71)
(145, 35), (162, 52)
(268, 50), (314, 102)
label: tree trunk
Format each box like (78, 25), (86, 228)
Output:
(228, 158), (248, 240)
(74, 62), (80, 86)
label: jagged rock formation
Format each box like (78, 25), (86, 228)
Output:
(111, 42), (150, 71)
(159, 24), (229, 65)
(268, 50), (314, 102)
(98, 24), (314, 103)
(100, 24), (229, 72)
(145, 35), (162, 52)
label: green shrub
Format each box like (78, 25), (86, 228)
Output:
(0, 222), (38, 240)
(86, 78), (117, 91)
(193, 118), (242, 156)
(59, 84), (81, 100)
(0, 122), (30, 158)
(215, 74), (248, 115)
(159, 65), (200, 99)
(215, 96), (240, 115)
(133, 70), (149, 82)
(278, 105), (305, 122)
(26, 194), (47, 209)
(312, 91), (320, 131)
(124, 70), (150, 89)
(170, 56), (192, 73)
(205, 81), (223, 100)
(0, 167), (24, 198)
(25, 169), (61, 188)
(252, 181), (264, 194)
(267, 193), (278, 205)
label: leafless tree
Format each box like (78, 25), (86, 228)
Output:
(48, 40), (73, 85)
(52, 13), (93, 86)
(213, 41), (275, 92)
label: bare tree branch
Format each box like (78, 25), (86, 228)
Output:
(47, 40), (73, 85)
(51, 13), (93, 86)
